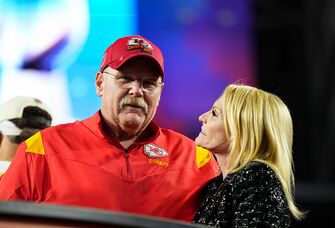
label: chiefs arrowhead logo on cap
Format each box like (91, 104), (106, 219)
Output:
(127, 37), (153, 54)
(144, 144), (168, 158)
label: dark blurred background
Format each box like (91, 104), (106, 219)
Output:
(255, 0), (335, 227)
(0, 0), (334, 227)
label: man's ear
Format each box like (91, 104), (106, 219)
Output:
(95, 72), (104, 97)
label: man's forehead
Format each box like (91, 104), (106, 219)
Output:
(120, 56), (157, 66)
(104, 67), (161, 80)
(103, 67), (118, 74)
(119, 57), (161, 75)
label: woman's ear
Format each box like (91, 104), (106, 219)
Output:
(95, 72), (104, 97)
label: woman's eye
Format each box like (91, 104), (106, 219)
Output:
(211, 109), (217, 116)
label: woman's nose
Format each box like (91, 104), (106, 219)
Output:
(199, 112), (207, 123)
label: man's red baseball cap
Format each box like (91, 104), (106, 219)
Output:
(99, 35), (164, 78)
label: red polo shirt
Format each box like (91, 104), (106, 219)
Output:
(0, 112), (219, 221)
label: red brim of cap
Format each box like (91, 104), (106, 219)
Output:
(107, 52), (164, 79)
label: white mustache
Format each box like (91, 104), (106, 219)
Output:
(119, 96), (148, 113)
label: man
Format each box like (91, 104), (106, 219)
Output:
(0, 96), (52, 174)
(0, 35), (219, 221)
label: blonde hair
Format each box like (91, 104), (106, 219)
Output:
(221, 84), (304, 220)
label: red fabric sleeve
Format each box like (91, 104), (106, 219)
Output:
(0, 142), (37, 201)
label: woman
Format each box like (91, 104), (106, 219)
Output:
(193, 84), (304, 227)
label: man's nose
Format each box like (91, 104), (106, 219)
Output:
(128, 80), (144, 97)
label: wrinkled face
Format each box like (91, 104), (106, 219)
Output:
(96, 57), (164, 137)
(195, 95), (229, 154)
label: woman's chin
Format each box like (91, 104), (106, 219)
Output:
(195, 136), (204, 147)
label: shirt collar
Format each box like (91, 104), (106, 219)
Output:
(82, 111), (161, 146)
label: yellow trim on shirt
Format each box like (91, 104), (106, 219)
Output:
(25, 132), (45, 155)
(196, 146), (212, 168)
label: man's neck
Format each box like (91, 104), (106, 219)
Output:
(119, 137), (138, 150)
(104, 125), (138, 149)
(118, 127), (153, 149)
(100, 117), (153, 149)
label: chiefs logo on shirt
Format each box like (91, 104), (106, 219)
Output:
(143, 144), (168, 158)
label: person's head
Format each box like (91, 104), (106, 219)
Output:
(195, 95), (229, 154)
(95, 35), (164, 137)
(196, 84), (293, 171)
(0, 96), (52, 161)
(196, 84), (304, 219)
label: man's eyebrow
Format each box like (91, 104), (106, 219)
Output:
(104, 71), (122, 78)
(102, 70), (114, 75)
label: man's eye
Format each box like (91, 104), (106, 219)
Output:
(143, 80), (156, 87)
(119, 76), (133, 82)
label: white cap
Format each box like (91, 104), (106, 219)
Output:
(0, 96), (51, 122)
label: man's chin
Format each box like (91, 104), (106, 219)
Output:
(120, 119), (145, 136)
